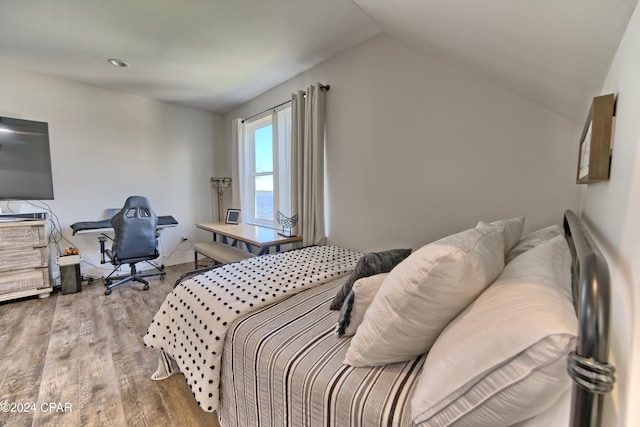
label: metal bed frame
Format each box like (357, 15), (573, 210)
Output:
(563, 210), (616, 427)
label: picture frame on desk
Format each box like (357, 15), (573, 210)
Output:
(577, 93), (616, 184)
(225, 209), (241, 224)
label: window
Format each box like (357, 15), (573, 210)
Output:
(243, 106), (291, 228)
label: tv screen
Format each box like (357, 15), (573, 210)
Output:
(0, 116), (54, 200)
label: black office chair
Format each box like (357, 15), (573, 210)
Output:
(98, 196), (165, 295)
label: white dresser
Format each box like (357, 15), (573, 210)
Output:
(0, 220), (52, 302)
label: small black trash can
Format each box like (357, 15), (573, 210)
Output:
(57, 255), (82, 294)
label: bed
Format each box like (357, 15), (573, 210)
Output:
(143, 210), (615, 427)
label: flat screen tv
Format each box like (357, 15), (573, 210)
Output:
(0, 116), (54, 200)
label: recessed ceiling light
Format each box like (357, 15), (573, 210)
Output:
(107, 58), (129, 67)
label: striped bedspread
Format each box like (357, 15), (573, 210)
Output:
(219, 276), (426, 427)
(143, 245), (361, 413)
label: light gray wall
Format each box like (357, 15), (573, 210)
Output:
(580, 2), (640, 425)
(0, 65), (220, 283)
(221, 34), (582, 253)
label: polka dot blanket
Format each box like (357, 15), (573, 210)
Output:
(143, 245), (361, 413)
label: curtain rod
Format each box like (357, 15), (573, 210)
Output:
(241, 83), (330, 123)
(242, 100), (290, 123)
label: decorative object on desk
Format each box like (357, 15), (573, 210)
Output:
(276, 211), (298, 237)
(577, 93), (616, 184)
(211, 177), (232, 221)
(225, 208), (241, 224)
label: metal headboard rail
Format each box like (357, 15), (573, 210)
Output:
(563, 210), (616, 427)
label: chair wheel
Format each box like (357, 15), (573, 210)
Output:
(105, 289), (112, 295)
(160, 274), (165, 281)
(143, 284), (149, 291)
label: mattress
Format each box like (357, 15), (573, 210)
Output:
(219, 276), (426, 427)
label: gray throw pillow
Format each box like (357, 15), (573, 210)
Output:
(330, 248), (412, 310)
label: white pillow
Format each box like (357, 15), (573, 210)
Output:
(411, 235), (577, 427)
(506, 224), (563, 264)
(335, 273), (388, 337)
(477, 216), (524, 254)
(512, 389), (571, 427)
(343, 223), (505, 367)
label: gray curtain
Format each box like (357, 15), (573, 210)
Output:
(291, 83), (327, 246)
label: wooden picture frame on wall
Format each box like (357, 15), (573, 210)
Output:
(577, 93), (616, 184)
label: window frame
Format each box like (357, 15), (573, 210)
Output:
(242, 105), (291, 228)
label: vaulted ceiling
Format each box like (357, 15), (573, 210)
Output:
(354, 0), (638, 121)
(0, 0), (636, 121)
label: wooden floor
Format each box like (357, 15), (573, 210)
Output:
(0, 263), (221, 427)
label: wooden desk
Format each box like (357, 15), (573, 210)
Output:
(196, 222), (302, 255)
